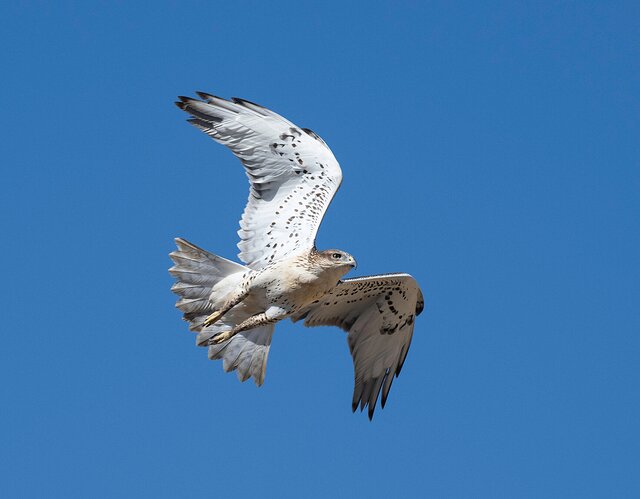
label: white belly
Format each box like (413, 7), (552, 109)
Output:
(251, 255), (340, 313)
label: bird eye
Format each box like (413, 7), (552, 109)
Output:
(332, 253), (342, 259)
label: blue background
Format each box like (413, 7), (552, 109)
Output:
(2, 1), (638, 497)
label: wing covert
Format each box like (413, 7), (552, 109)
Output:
(176, 93), (342, 269)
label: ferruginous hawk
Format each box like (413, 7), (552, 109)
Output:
(170, 92), (424, 419)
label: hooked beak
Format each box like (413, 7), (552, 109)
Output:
(349, 258), (357, 270)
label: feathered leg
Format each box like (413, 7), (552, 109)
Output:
(203, 289), (250, 327)
(210, 306), (287, 345)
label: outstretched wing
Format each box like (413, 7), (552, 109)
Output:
(291, 274), (424, 420)
(176, 93), (342, 269)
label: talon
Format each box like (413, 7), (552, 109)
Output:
(203, 310), (223, 327)
(209, 330), (233, 345)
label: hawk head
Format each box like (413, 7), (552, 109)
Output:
(314, 249), (357, 273)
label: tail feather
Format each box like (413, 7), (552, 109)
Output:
(169, 238), (245, 327)
(169, 269), (218, 286)
(169, 238), (274, 386)
(170, 282), (211, 299)
(210, 325), (273, 386)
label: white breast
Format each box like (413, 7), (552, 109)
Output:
(253, 254), (339, 312)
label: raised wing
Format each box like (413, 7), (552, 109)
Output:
(291, 274), (424, 419)
(176, 93), (342, 269)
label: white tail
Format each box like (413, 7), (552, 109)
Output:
(169, 238), (274, 386)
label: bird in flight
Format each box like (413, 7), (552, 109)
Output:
(170, 92), (424, 419)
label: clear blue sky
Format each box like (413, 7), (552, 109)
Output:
(1, 1), (638, 497)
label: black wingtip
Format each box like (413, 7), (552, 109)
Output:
(196, 91), (227, 102)
(396, 345), (408, 377)
(232, 96), (264, 109)
(368, 407), (375, 421)
(195, 91), (212, 100)
(174, 101), (186, 110)
(352, 402), (357, 413)
(381, 381), (393, 409)
(177, 95), (193, 103)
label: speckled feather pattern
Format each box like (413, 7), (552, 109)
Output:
(291, 274), (423, 418)
(171, 93), (424, 419)
(177, 93), (342, 270)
